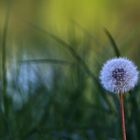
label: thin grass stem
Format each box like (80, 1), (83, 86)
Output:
(119, 94), (126, 140)
(1, 0), (10, 116)
(104, 28), (121, 57)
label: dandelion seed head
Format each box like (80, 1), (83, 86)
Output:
(99, 57), (139, 93)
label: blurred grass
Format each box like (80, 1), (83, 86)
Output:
(1, 0), (140, 140)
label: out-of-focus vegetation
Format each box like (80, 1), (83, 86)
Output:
(1, 0), (140, 139)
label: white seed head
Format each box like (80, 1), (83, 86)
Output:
(99, 57), (139, 94)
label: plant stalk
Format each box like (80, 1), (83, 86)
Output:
(119, 93), (126, 140)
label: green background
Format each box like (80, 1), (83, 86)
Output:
(0, 0), (140, 139)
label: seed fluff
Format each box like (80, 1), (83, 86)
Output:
(99, 57), (139, 93)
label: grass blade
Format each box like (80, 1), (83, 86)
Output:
(104, 28), (121, 57)
(1, 2), (10, 115)
(1, 1), (13, 139)
(28, 23), (98, 81)
(19, 59), (74, 65)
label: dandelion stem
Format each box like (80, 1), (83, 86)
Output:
(119, 94), (126, 140)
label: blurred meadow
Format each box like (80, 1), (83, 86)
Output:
(1, 0), (140, 140)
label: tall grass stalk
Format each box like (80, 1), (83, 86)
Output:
(1, 2), (18, 139)
(1, 2), (10, 117)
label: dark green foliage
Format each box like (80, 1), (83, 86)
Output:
(1, 19), (140, 140)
